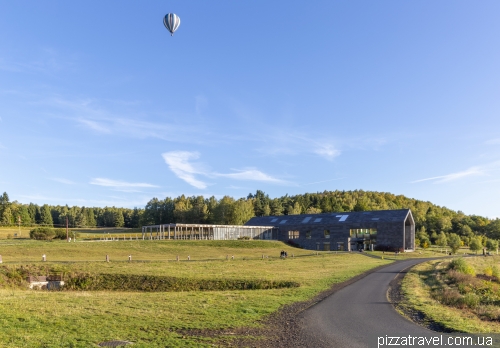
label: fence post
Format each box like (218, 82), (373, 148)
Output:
(106, 255), (109, 263)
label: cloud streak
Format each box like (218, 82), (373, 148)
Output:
(46, 97), (213, 144)
(51, 178), (76, 185)
(214, 169), (288, 184)
(162, 151), (289, 189)
(90, 178), (159, 192)
(411, 167), (484, 184)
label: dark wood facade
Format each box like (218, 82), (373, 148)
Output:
(245, 209), (415, 252)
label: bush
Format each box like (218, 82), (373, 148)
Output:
(463, 292), (480, 308)
(484, 266), (493, 277)
(448, 258), (475, 276)
(63, 273), (300, 292)
(493, 265), (500, 278)
(53, 229), (67, 240)
(30, 227), (55, 240)
(437, 288), (463, 307)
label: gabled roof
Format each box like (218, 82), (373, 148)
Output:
(245, 209), (413, 227)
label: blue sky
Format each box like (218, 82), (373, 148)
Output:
(1, 1), (499, 218)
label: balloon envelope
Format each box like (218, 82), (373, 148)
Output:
(164, 13), (181, 36)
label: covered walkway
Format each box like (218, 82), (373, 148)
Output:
(141, 223), (278, 241)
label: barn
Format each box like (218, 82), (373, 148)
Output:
(244, 209), (415, 252)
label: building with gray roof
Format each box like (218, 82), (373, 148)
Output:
(245, 209), (415, 252)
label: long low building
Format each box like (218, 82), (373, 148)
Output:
(244, 209), (415, 252)
(141, 209), (415, 252)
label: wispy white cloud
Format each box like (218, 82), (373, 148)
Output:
(161, 151), (290, 189)
(51, 178), (76, 185)
(195, 95), (208, 114)
(76, 118), (111, 134)
(45, 96), (213, 144)
(411, 167), (484, 184)
(313, 144), (341, 161)
(215, 169), (289, 184)
(17, 194), (150, 208)
(0, 48), (76, 75)
(90, 178), (159, 192)
(485, 138), (500, 145)
(162, 151), (208, 189)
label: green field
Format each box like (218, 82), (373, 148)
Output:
(0, 239), (392, 347)
(0, 227), (142, 241)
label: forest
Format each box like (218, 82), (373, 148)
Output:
(1, 190), (499, 245)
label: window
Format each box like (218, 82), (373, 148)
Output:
(323, 242), (330, 251)
(324, 229), (330, 238)
(288, 230), (299, 239)
(305, 231), (311, 239)
(350, 228), (377, 238)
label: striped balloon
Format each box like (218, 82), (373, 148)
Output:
(163, 13), (181, 36)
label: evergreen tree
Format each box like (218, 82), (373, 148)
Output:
(1, 206), (13, 225)
(39, 204), (53, 226)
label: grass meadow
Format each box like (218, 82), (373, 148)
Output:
(0, 238), (391, 347)
(0, 226), (141, 240)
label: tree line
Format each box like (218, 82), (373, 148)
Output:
(1, 190), (499, 243)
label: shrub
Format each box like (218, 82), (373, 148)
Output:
(63, 273), (300, 292)
(30, 227), (55, 240)
(448, 258), (475, 276)
(437, 288), (463, 307)
(54, 229), (67, 240)
(493, 265), (500, 278)
(463, 293), (480, 308)
(484, 266), (493, 277)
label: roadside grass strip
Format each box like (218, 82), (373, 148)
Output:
(400, 257), (500, 333)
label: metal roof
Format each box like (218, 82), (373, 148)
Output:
(245, 209), (413, 227)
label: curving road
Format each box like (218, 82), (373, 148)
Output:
(296, 258), (435, 348)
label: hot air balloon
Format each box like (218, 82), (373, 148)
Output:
(163, 13), (180, 36)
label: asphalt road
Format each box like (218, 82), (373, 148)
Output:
(296, 258), (435, 348)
